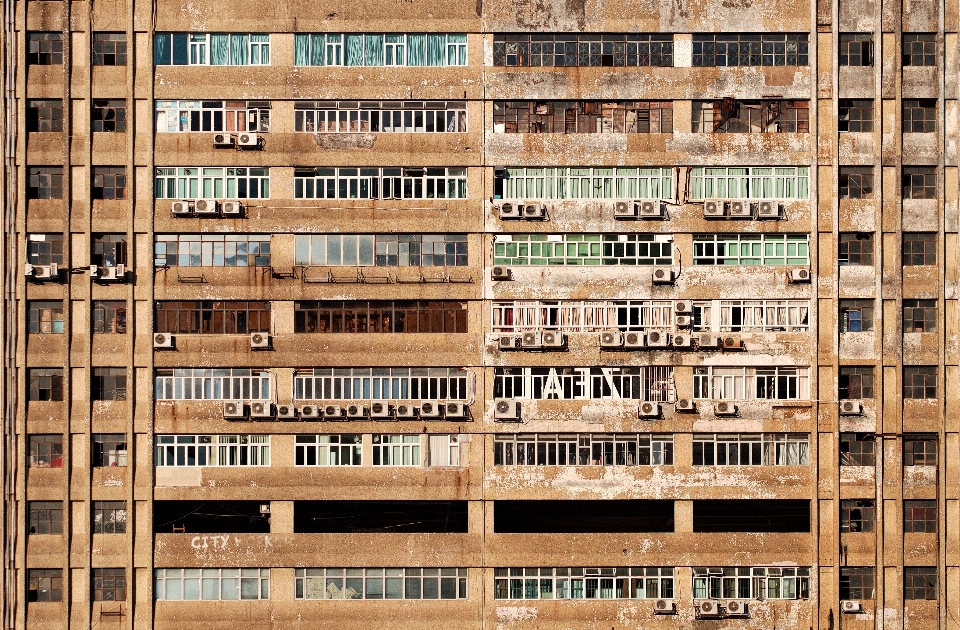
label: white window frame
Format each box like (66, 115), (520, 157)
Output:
(155, 100), (269, 133)
(492, 300), (674, 332)
(154, 568), (270, 600)
(154, 435), (270, 467)
(294, 434), (362, 466)
(153, 368), (271, 400)
(493, 366), (674, 402)
(494, 433), (674, 466)
(154, 167), (270, 199)
(372, 434), (422, 466)
(293, 167), (467, 199)
(493, 233), (674, 266)
(500, 167), (673, 200)
(692, 234), (810, 266)
(692, 567), (810, 600)
(428, 434), (460, 467)
(293, 367), (470, 401)
(494, 567), (674, 600)
(692, 366), (809, 401)
(691, 299), (810, 332)
(294, 568), (468, 600)
(690, 166), (810, 199)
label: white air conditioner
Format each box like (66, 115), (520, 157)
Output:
(623, 331), (645, 348)
(27, 263), (58, 280)
(494, 399), (520, 421)
(696, 333), (719, 349)
(638, 401), (661, 419)
(213, 133), (235, 148)
(221, 200), (243, 215)
(600, 330), (623, 348)
(94, 264), (125, 282)
(498, 202), (521, 219)
(249, 401), (272, 418)
(171, 200), (192, 215)
(727, 200), (753, 218)
(153, 333), (174, 349)
(840, 400), (864, 415)
(675, 399), (696, 412)
(259, 503), (271, 514)
(444, 401), (467, 418)
(522, 203), (546, 220)
(646, 330), (670, 347)
(703, 200), (726, 218)
(652, 267), (676, 285)
(724, 600), (749, 617)
(89, 264), (100, 277)
(237, 132), (259, 147)
(223, 400), (245, 419)
(370, 401), (393, 420)
(250, 332), (271, 349)
(674, 300), (692, 314)
(672, 333), (693, 348)
(756, 200), (781, 219)
(299, 405), (320, 419)
(419, 400), (442, 419)
(395, 403), (416, 418)
(722, 336), (744, 350)
(491, 266), (512, 281)
(638, 200), (664, 218)
(614, 200), (637, 219)
(323, 404), (343, 420)
(193, 198), (218, 214)
(276, 404), (297, 419)
(521, 331), (542, 349)
(697, 600), (723, 618)
(789, 268), (811, 283)
(498, 334), (519, 351)
(346, 403), (367, 419)
(653, 599), (677, 615)
(541, 331), (566, 348)
(715, 401), (739, 417)
(675, 315), (692, 328)
(841, 600), (862, 614)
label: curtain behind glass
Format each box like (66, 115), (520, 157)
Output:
(210, 34), (229, 65)
(407, 34), (426, 65)
(364, 34), (383, 66)
(346, 35), (364, 66)
(154, 34), (171, 65)
(294, 34), (309, 66)
(310, 34), (325, 65)
(427, 34), (445, 65)
(229, 34), (249, 65)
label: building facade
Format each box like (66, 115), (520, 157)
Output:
(3, 0), (958, 627)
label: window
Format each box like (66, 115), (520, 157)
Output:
(903, 300), (936, 333)
(903, 567), (937, 600)
(154, 369), (271, 400)
(294, 234), (467, 267)
(155, 100), (270, 133)
(903, 100), (937, 133)
(691, 300), (810, 332)
(154, 568), (269, 600)
(294, 167), (466, 200)
(294, 368), (468, 401)
(690, 166), (809, 199)
(839, 567), (875, 599)
(154, 234), (271, 267)
(26, 100), (63, 132)
(28, 569), (63, 602)
(494, 434), (673, 466)
(27, 33), (63, 65)
(296, 568), (466, 600)
(692, 99), (808, 133)
(497, 167), (673, 200)
(493, 300), (675, 333)
(840, 500), (875, 533)
(295, 101), (466, 133)
(902, 33), (936, 66)
(692, 434), (809, 466)
(28, 501), (63, 534)
(27, 234), (64, 265)
(903, 233), (936, 265)
(294, 33), (467, 67)
(495, 567), (673, 600)
(838, 99), (874, 132)
(92, 234), (127, 266)
(840, 434), (875, 466)
(839, 167), (874, 199)
(295, 435), (361, 466)
(494, 233), (673, 267)
(295, 301), (466, 333)
(92, 568), (126, 601)
(839, 366), (874, 399)
(903, 435), (937, 466)
(903, 366), (937, 399)
(840, 299), (874, 332)
(692, 567), (810, 599)
(428, 435), (461, 466)
(692, 367), (809, 401)
(904, 500), (936, 533)
(92, 434), (127, 467)
(92, 166), (126, 200)
(839, 33), (873, 65)
(27, 301), (63, 334)
(839, 233), (874, 265)
(92, 369), (126, 401)
(155, 301), (270, 334)
(28, 435), (62, 468)
(92, 301), (127, 334)
(495, 101), (673, 134)
(692, 33), (808, 66)
(494, 367), (674, 402)
(494, 33), (672, 67)
(92, 33), (127, 65)
(154, 167), (269, 199)
(154, 33), (271, 65)
(373, 435), (421, 466)
(91, 99), (126, 132)
(154, 435), (270, 466)
(93, 501), (127, 534)
(28, 368), (63, 401)
(26, 167), (63, 199)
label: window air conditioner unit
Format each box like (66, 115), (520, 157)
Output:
(727, 199), (753, 218)
(345, 403), (367, 419)
(221, 200), (243, 215)
(419, 400), (442, 419)
(840, 400), (864, 415)
(213, 133), (235, 148)
(93, 264), (125, 282)
(715, 401), (739, 417)
(696, 333), (720, 349)
(236, 132), (259, 148)
(299, 405), (320, 419)
(370, 401), (393, 420)
(323, 404), (343, 420)
(444, 402), (467, 418)
(600, 330), (623, 348)
(491, 266), (512, 281)
(675, 399), (696, 412)
(520, 331), (542, 349)
(171, 200), (192, 215)
(259, 503), (271, 514)
(674, 300), (692, 314)
(250, 332), (271, 349)
(223, 401), (245, 419)
(646, 330), (670, 347)
(638, 401), (661, 419)
(724, 600), (749, 617)
(193, 198), (217, 214)
(498, 334), (519, 351)
(653, 599), (677, 615)
(722, 336), (744, 350)
(276, 404), (297, 420)
(789, 268), (811, 283)
(623, 331), (645, 348)
(249, 401), (273, 419)
(841, 600), (862, 614)
(756, 200), (781, 219)
(675, 315), (692, 328)
(697, 600), (723, 618)
(26, 263), (58, 280)
(703, 200), (726, 218)
(652, 267), (676, 285)
(153, 333), (174, 349)
(522, 203), (546, 220)
(541, 331), (566, 349)
(672, 333), (693, 348)
(494, 399), (520, 421)
(638, 200), (664, 219)
(395, 403), (416, 418)
(614, 200), (636, 219)
(498, 202), (521, 219)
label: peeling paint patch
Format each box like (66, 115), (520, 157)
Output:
(314, 133), (377, 150)
(495, 606), (538, 624)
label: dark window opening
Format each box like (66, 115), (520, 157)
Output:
(153, 500), (271, 534)
(295, 501), (468, 534)
(494, 500), (674, 533)
(693, 499), (810, 532)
